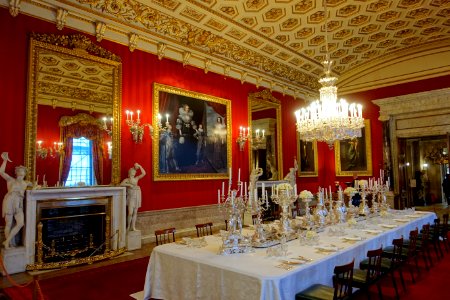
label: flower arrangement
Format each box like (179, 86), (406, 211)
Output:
(347, 218), (357, 226)
(299, 190), (313, 199)
(306, 230), (317, 239)
(277, 183), (293, 190)
(344, 187), (357, 196)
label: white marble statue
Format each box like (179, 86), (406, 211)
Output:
(120, 163), (146, 231)
(1, 152), (32, 249)
(249, 167), (263, 192)
(283, 158), (298, 189)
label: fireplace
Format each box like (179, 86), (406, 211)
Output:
(35, 197), (110, 265)
(20, 187), (127, 272)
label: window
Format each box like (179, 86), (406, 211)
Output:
(65, 137), (96, 186)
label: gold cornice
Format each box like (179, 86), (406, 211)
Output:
(30, 32), (121, 62)
(59, 112), (103, 127)
(72, 0), (319, 90)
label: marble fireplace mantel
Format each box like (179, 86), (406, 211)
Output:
(16, 186), (127, 273)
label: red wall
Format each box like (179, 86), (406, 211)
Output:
(0, 7), (449, 215)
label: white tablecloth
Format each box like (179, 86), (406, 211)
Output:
(143, 211), (435, 300)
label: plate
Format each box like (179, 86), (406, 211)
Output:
(363, 229), (382, 234)
(393, 219), (409, 223)
(380, 224), (397, 229)
(281, 260), (303, 265)
(342, 236), (363, 241)
(315, 246), (339, 252)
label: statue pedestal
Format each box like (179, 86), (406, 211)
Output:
(126, 230), (142, 251)
(1, 246), (26, 275)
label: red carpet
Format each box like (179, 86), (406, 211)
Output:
(355, 245), (449, 299)
(3, 257), (149, 300)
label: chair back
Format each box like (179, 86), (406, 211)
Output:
(421, 223), (431, 247)
(155, 227), (176, 245)
(407, 228), (419, 257)
(365, 247), (383, 282)
(333, 259), (354, 300)
(432, 218), (441, 240)
(390, 237), (404, 268)
(442, 213), (449, 236)
(195, 222), (213, 237)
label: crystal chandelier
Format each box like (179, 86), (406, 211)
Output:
(295, 1), (364, 148)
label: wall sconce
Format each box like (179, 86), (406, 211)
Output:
(155, 113), (170, 136)
(254, 129), (265, 142)
(50, 142), (64, 158)
(236, 126), (250, 151)
(36, 140), (48, 159)
(102, 116), (113, 136)
(125, 109), (152, 143)
(107, 141), (112, 159)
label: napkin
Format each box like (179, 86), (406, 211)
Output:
(380, 224), (397, 229)
(363, 229), (383, 234)
(393, 218), (409, 223)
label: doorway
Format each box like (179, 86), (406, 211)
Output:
(398, 136), (449, 206)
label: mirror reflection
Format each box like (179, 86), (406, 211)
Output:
(248, 90), (283, 181)
(26, 34), (122, 186)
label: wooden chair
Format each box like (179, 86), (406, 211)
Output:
(361, 237), (405, 300)
(384, 228), (420, 283)
(352, 247), (383, 300)
(417, 223), (432, 269)
(440, 213), (449, 252)
(195, 222), (213, 237)
(155, 227), (176, 246)
(295, 259), (354, 300)
(429, 218), (444, 259)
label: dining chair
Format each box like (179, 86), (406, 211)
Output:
(154, 227), (176, 246)
(295, 259), (354, 300)
(416, 223), (432, 269)
(440, 213), (449, 252)
(429, 218), (444, 259)
(383, 228), (420, 283)
(195, 222), (213, 237)
(361, 237), (405, 300)
(352, 247), (383, 300)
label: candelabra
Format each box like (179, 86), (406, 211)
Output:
(102, 116), (113, 136)
(50, 142), (64, 158)
(217, 170), (253, 255)
(236, 126), (250, 151)
(125, 110), (153, 143)
(357, 183), (371, 216)
(271, 183), (297, 234)
(36, 141), (48, 159)
(247, 184), (269, 244)
(334, 187), (347, 223)
(314, 188), (329, 227)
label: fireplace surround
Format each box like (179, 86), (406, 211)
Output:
(20, 186), (127, 272)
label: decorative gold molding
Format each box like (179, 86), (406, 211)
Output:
(30, 33), (122, 62)
(59, 112), (103, 127)
(74, 0), (319, 90)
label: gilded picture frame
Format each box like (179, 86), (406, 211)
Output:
(297, 137), (318, 177)
(335, 119), (372, 176)
(153, 83), (232, 181)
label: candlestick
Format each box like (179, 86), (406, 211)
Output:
(222, 182), (225, 196)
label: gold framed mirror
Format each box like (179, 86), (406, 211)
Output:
(248, 90), (283, 180)
(25, 33), (122, 186)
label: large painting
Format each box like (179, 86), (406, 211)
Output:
(297, 137), (318, 177)
(153, 83), (231, 181)
(335, 119), (372, 176)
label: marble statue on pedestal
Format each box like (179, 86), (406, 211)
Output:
(283, 158), (298, 189)
(120, 163), (146, 231)
(1, 152), (32, 249)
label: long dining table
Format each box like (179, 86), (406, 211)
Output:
(143, 210), (436, 300)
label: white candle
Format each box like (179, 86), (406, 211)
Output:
(238, 168), (241, 183)
(130, 111), (134, 121)
(222, 182), (225, 196)
(137, 109), (140, 120)
(294, 184), (297, 196)
(262, 130), (265, 138)
(262, 182), (265, 194)
(166, 114), (169, 123)
(218, 189), (220, 204)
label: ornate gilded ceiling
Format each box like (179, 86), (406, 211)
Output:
(3, 0), (450, 97)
